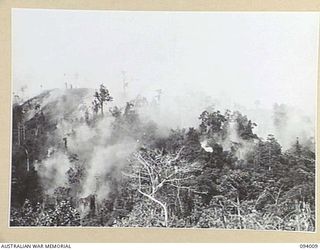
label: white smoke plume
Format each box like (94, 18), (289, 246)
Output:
(32, 86), (314, 206)
(38, 151), (72, 194)
(81, 141), (137, 201)
(37, 89), (139, 205)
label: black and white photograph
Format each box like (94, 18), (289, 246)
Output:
(10, 9), (317, 230)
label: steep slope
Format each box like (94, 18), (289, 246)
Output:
(11, 88), (95, 205)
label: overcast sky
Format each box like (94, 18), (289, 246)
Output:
(12, 9), (319, 114)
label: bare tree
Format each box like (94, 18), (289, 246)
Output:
(122, 147), (205, 227)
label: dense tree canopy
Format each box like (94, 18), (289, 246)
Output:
(10, 87), (315, 231)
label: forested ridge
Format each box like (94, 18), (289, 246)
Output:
(10, 86), (315, 230)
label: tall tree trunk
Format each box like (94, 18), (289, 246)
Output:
(101, 102), (104, 116)
(138, 189), (168, 227)
(25, 148), (30, 172)
(237, 195), (243, 229)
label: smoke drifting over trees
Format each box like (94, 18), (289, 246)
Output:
(10, 10), (317, 231)
(10, 85), (315, 230)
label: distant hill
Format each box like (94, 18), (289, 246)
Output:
(12, 88), (95, 176)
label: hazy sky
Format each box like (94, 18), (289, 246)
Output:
(12, 9), (319, 114)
